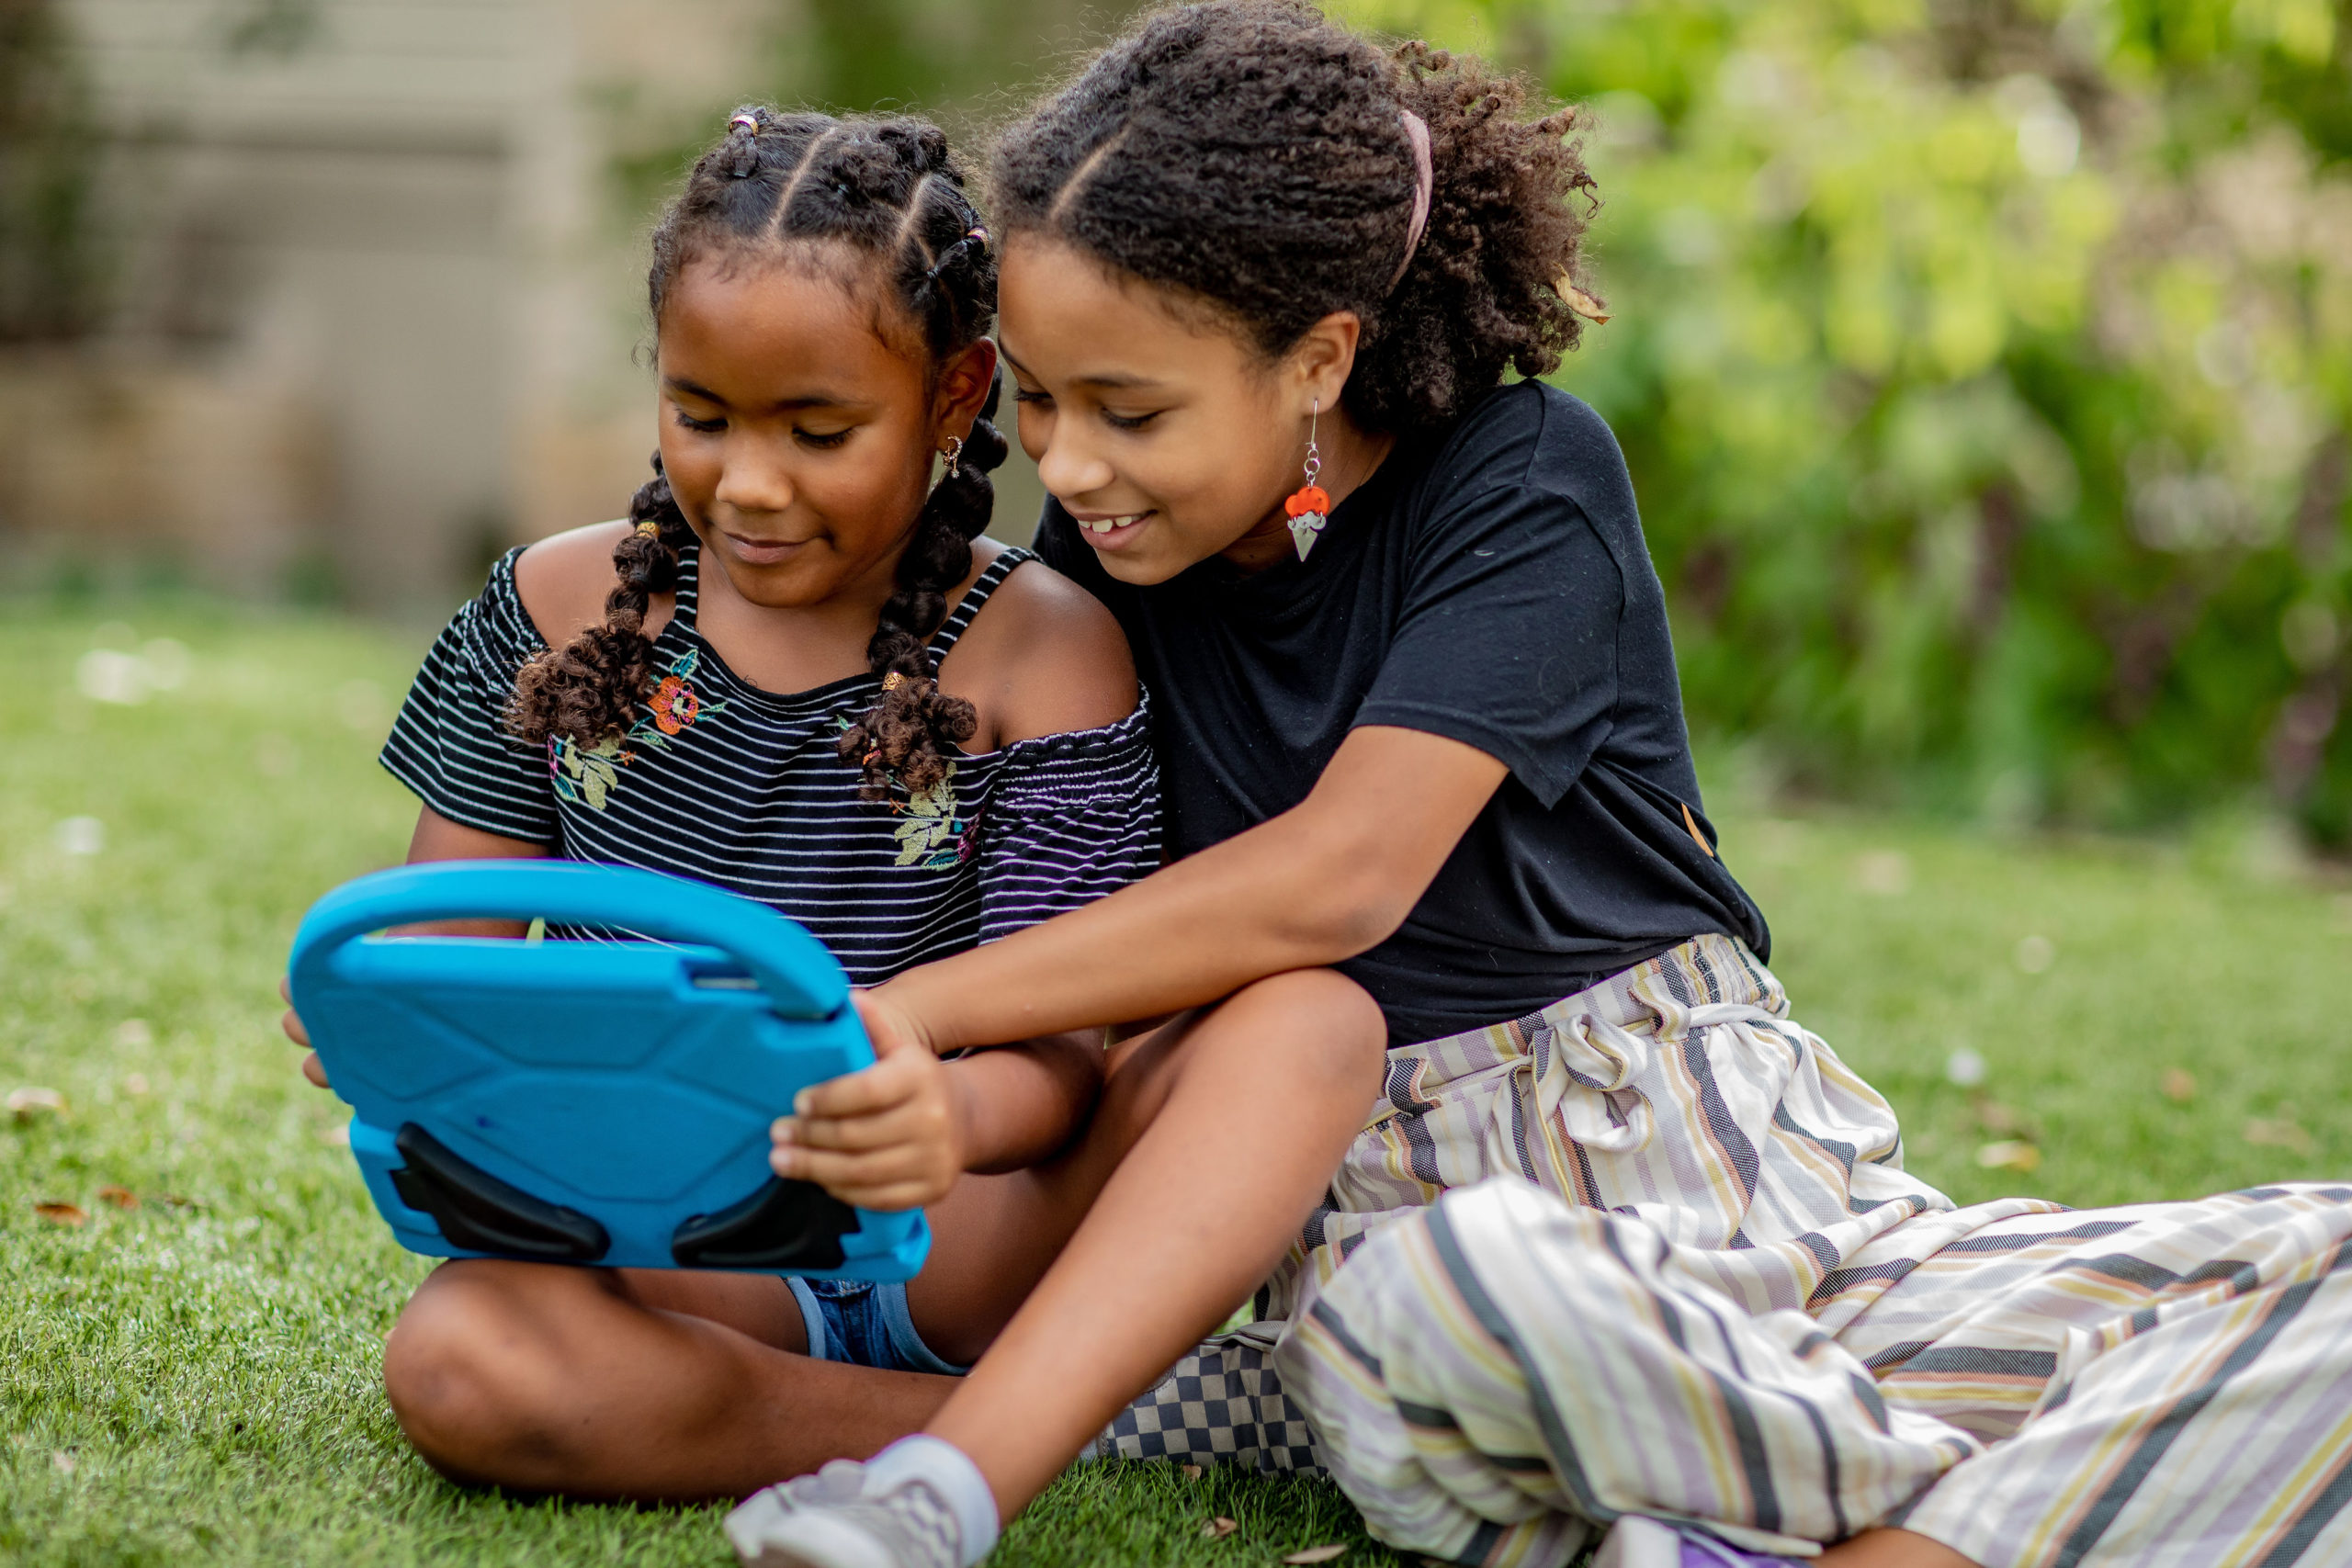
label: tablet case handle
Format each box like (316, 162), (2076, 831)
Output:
(289, 860), (851, 1020)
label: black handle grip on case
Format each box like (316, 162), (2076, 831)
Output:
(389, 1123), (612, 1263)
(671, 1178), (856, 1270)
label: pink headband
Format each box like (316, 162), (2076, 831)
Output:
(1387, 110), (1434, 291)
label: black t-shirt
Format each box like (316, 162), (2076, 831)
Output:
(1035, 380), (1769, 1046)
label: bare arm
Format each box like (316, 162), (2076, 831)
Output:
(873, 724), (1510, 1052)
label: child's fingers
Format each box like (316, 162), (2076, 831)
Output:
(279, 978), (311, 1048)
(773, 1143), (948, 1211)
(300, 1051), (331, 1090)
(773, 1093), (948, 1154)
(790, 1043), (927, 1121)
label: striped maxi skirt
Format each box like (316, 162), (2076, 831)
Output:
(1099, 935), (2352, 1567)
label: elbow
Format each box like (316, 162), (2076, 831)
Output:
(1284, 854), (1420, 964)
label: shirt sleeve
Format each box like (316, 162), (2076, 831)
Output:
(973, 701), (1161, 943)
(1351, 479), (1625, 810)
(378, 549), (560, 844)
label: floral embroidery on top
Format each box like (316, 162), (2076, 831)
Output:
(891, 763), (983, 870)
(549, 647), (727, 812)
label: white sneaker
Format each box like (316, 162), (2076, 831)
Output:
(725, 1459), (966, 1568)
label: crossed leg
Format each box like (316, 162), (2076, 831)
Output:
(380, 968), (1385, 1506)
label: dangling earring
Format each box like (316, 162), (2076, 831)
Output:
(941, 435), (964, 479)
(1283, 403), (1331, 562)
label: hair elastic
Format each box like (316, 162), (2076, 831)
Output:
(1387, 111), (1434, 291)
(635, 520), (662, 538)
(925, 226), (989, 282)
(729, 113), (761, 133)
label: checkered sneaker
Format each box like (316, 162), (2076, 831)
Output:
(1092, 1327), (1324, 1474)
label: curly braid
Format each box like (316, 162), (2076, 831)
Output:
(989, 0), (1600, 436)
(505, 107), (1007, 807)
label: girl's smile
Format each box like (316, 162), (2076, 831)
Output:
(999, 236), (1395, 583)
(656, 255), (950, 613)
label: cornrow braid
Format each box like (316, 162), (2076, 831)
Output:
(991, 0), (1600, 437)
(506, 105), (1006, 810)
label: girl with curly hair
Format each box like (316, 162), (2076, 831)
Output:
(729, 8), (2352, 1568)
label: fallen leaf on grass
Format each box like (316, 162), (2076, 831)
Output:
(1975, 1140), (2042, 1174)
(51, 1450), (74, 1475)
(2161, 1068), (2198, 1104)
(96, 1186), (138, 1210)
(1974, 1100), (2038, 1138)
(7, 1087), (65, 1120)
(2245, 1118), (2313, 1155)
(1202, 1517), (1238, 1540)
(34, 1201), (87, 1226)
(1180, 1463), (1203, 1480)
(1283, 1548), (1346, 1564)
(156, 1194), (199, 1210)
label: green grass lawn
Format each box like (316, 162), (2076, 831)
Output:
(4, 600), (2349, 1565)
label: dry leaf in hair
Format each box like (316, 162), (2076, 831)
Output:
(97, 1186), (138, 1209)
(35, 1201), (87, 1226)
(1556, 279), (1611, 324)
(1202, 1517), (1238, 1540)
(1283, 1548), (1347, 1564)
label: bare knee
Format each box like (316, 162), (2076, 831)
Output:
(381, 1261), (605, 1487)
(1222, 968), (1386, 1097)
(1123, 970), (1383, 1110)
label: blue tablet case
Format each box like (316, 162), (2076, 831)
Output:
(288, 859), (929, 1280)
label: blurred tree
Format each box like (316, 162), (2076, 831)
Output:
(1340, 0), (2352, 843)
(0, 0), (103, 340)
(608, 0), (1137, 224)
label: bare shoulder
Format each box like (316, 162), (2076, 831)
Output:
(512, 521), (672, 647)
(944, 549), (1139, 748)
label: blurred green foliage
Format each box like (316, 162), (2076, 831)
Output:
(605, 0), (1131, 227)
(1337, 0), (2352, 842)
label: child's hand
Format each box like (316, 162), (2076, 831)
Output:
(770, 1036), (965, 1211)
(279, 976), (332, 1090)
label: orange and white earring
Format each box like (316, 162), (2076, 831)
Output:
(1283, 402), (1331, 562)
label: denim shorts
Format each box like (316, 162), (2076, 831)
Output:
(786, 1277), (967, 1375)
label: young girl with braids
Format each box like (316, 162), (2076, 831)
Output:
(283, 102), (1385, 1540)
(716, 7), (2352, 1568)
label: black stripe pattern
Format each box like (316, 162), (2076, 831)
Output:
(380, 545), (1160, 986)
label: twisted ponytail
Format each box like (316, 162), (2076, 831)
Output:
(506, 457), (695, 746)
(836, 378), (1010, 800)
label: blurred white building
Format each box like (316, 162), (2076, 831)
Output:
(1, 0), (784, 614)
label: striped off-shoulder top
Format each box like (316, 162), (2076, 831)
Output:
(379, 543), (1161, 986)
